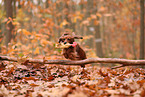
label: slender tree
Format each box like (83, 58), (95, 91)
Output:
(94, 1), (104, 57)
(4, 0), (14, 46)
(95, 20), (104, 57)
(45, 0), (49, 8)
(0, 19), (2, 52)
(86, 0), (94, 48)
(140, 0), (144, 59)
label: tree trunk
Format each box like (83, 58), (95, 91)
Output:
(18, 0), (21, 8)
(64, 0), (69, 29)
(0, 18), (2, 52)
(94, 1), (104, 57)
(4, 0), (14, 46)
(86, 0), (94, 48)
(13, 0), (16, 40)
(95, 21), (104, 57)
(13, 0), (16, 18)
(140, 0), (144, 59)
(28, 0), (33, 32)
(45, 0), (49, 8)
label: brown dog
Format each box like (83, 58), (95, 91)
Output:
(58, 32), (87, 67)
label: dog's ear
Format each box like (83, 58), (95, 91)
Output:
(58, 32), (69, 43)
(58, 37), (63, 43)
(62, 32), (71, 36)
(74, 36), (83, 39)
(58, 38), (61, 43)
(72, 32), (83, 39)
(63, 32), (69, 36)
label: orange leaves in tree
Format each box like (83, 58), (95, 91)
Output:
(34, 47), (39, 55)
(17, 29), (32, 36)
(90, 14), (97, 19)
(40, 39), (53, 47)
(82, 20), (89, 25)
(60, 20), (69, 28)
(3, 27), (53, 57)
(73, 11), (83, 23)
(98, 6), (107, 12)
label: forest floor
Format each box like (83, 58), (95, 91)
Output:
(0, 61), (145, 97)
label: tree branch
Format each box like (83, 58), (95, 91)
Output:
(0, 55), (145, 69)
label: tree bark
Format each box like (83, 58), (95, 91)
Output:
(86, 0), (94, 48)
(1, 55), (145, 69)
(4, 0), (14, 46)
(140, 0), (144, 59)
(64, 0), (70, 29)
(94, 1), (104, 57)
(95, 20), (104, 57)
(13, 0), (16, 18)
(45, 0), (49, 8)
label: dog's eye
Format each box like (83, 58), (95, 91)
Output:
(67, 38), (70, 40)
(60, 39), (64, 42)
(62, 39), (65, 42)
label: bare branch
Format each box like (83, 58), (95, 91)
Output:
(0, 56), (145, 69)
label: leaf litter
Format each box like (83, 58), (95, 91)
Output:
(0, 61), (145, 97)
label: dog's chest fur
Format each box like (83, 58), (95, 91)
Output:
(62, 45), (79, 60)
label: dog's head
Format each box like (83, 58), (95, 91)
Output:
(58, 32), (83, 44)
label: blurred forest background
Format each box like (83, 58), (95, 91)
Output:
(0, 0), (144, 59)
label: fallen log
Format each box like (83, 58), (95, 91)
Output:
(0, 55), (145, 69)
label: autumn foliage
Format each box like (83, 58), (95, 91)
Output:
(0, 0), (142, 59)
(0, 0), (145, 97)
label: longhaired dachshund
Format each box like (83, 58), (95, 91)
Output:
(58, 32), (87, 67)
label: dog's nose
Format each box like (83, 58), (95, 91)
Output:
(64, 42), (67, 44)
